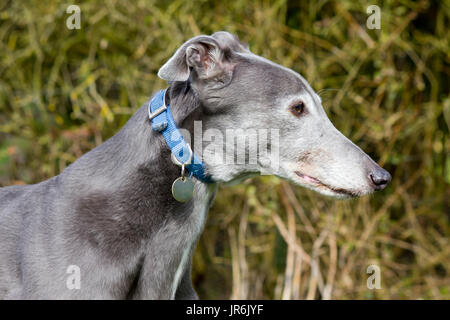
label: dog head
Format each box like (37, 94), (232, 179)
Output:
(158, 31), (391, 198)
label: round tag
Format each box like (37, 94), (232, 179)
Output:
(172, 177), (194, 202)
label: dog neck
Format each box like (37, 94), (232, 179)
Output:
(60, 82), (215, 242)
(63, 81), (204, 188)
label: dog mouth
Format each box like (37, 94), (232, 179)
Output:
(294, 171), (359, 197)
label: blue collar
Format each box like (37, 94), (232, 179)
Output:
(148, 89), (212, 183)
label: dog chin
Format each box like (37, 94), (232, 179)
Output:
(291, 171), (365, 199)
(311, 186), (357, 199)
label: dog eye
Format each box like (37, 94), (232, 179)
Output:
(290, 101), (305, 117)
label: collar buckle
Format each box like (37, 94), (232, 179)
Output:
(148, 88), (168, 121)
(148, 104), (167, 121)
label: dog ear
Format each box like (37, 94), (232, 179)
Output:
(158, 35), (230, 82)
(211, 31), (249, 53)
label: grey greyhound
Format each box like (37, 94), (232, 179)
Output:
(0, 31), (391, 299)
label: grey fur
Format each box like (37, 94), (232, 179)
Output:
(0, 31), (390, 299)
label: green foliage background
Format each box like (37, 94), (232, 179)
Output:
(0, 0), (448, 299)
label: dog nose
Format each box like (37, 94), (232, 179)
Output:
(369, 168), (391, 190)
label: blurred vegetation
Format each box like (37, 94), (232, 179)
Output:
(0, 0), (449, 299)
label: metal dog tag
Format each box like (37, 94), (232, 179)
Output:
(172, 177), (194, 202)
